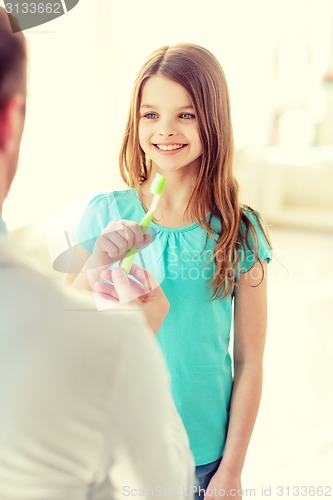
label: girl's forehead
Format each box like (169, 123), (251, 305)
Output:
(140, 75), (192, 105)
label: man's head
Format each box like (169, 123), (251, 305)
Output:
(0, 7), (27, 214)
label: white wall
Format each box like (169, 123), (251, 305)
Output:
(3, 0), (123, 229)
(3, 0), (333, 230)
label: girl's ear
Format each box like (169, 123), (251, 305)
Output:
(0, 94), (26, 153)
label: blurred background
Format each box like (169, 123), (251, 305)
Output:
(1, 0), (332, 497)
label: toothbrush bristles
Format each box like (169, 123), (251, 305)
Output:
(150, 173), (167, 195)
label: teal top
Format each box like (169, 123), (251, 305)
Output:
(72, 189), (272, 466)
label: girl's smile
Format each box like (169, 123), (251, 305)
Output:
(153, 142), (187, 154)
(139, 75), (202, 172)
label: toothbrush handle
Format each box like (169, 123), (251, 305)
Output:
(139, 211), (154, 234)
(120, 212), (153, 275)
(120, 246), (138, 275)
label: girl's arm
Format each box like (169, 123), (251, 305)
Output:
(64, 245), (91, 288)
(64, 221), (151, 291)
(217, 260), (268, 478)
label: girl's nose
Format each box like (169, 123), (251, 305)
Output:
(158, 119), (176, 137)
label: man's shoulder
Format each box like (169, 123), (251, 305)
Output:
(0, 235), (150, 347)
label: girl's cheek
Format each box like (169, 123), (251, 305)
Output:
(138, 121), (145, 139)
(138, 119), (148, 133)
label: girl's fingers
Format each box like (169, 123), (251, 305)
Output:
(97, 238), (121, 263)
(103, 220), (141, 247)
(100, 268), (145, 297)
(100, 264), (158, 292)
(100, 221), (153, 262)
(111, 267), (136, 303)
(105, 231), (133, 258)
(102, 220), (147, 253)
(94, 291), (118, 303)
(121, 220), (144, 248)
(100, 269), (112, 282)
(129, 264), (159, 293)
(101, 221), (125, 236)
(93, 280), (119, 300)
(142, 232), (152, 246)
(97, 265), (160, 304)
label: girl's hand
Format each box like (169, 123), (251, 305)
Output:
(93, 264), (170, 334)
(204, 469), (242, 500)
(85, 220), (152, 271)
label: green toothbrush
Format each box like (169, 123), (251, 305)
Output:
(120, 173), (167, 275)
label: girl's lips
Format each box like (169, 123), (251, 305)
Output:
(152, 144), (188, 155)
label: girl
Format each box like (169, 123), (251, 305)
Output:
(68, 43), (272, 500)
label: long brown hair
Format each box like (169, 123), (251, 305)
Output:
(119, 43), (271, 299)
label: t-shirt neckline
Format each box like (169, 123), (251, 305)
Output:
(132, 188), (202, 234)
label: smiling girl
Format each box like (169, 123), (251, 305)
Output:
(68, 44), (272, 500)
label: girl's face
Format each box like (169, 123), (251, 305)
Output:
(138, 75), (202, 174)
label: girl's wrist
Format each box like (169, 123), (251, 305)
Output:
(83, 255), (104, 273)
(216, 459), (243, 478)
(83, 255), (96, 271)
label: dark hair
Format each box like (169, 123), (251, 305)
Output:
(0, 8), (26, 106)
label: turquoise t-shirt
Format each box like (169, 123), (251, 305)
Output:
(72, 189), (272, 466)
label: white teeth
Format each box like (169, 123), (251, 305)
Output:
(156, 144), (184, 151)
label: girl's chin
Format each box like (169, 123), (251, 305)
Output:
(150, 156), (201, 172)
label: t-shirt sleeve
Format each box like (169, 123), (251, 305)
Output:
(236, 208), (272, 277)
(71, 193), (120, 254)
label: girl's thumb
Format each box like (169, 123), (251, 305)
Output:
(112, 267), (126, 280)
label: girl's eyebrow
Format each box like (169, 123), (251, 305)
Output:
(140, 104), (194, 110)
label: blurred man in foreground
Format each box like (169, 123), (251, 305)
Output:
(0, 9), (194, 499)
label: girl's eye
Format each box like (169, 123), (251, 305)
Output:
(144, 113), (158, 119)
(179, 113), (195, 119)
